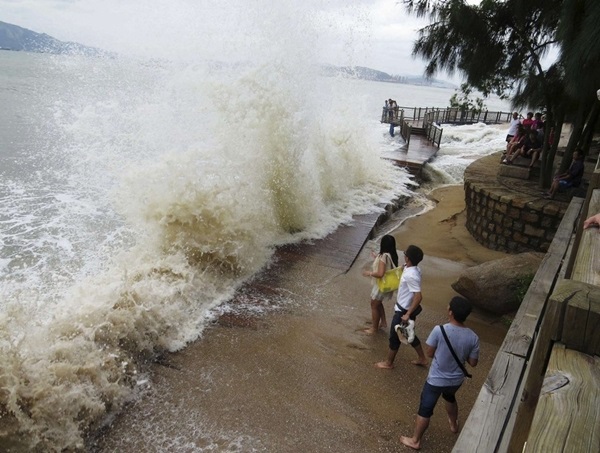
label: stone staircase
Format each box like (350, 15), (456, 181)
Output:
(499, 155), (541, 180)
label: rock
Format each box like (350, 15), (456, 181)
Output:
(451, 252), (544, 314)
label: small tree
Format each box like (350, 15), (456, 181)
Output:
(403, 0), (563, 188)
(449, 83), (486, 114)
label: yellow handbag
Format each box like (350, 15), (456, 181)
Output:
(376, 254), (402, 293)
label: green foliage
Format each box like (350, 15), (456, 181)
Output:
(515, 274), (535, 304)
(402, 0), (600, 188)
(449, 83), (486, 113)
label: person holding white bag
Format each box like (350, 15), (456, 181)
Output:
(362, 235), (400, 335)
(376, 245), (428, 369)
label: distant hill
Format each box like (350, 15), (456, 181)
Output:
(320, 64), (455, 89)
(0, 20), (109, 56)
(0, 20), (454, 89)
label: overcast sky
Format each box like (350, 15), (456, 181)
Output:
(1, 0), (457, 80)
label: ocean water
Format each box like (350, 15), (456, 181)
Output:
(0, 45), (510, 451)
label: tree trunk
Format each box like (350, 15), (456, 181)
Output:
(560, 107), (587, 174)
(541, 110), (564, 188)
(579, 102), (600, 155)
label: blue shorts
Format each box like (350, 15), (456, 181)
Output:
(418, 381), (461, 418)
(558, 179), (575, 190)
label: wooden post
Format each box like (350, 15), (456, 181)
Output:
(525, 345), (600, 452)
(565, 155), (600, 279)
(453, 198), (583, 453)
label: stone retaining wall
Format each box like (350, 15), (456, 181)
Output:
(464, 154), (569, 253)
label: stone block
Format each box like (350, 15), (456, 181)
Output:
(498, 164), (530, 180)
(524, 224), (544, 238)
(541, 216), (553, 228)
(522, 211), (539, 224)
(514, 198), (530, 209)
(543, 204), (560, 216)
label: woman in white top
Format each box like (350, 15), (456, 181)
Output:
(362, 235), (399, 335)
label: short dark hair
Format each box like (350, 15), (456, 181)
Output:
(450, 296), (472, 323)
(404, 245), (423, 266)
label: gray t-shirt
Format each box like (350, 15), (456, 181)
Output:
(426, 323), (480, 387)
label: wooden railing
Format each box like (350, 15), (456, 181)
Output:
(453, 197), (583, 452)
(381, 106), (511, 151)
(381, 107), (401, 123)
(454, 151), (600, 452)
(381, 106), (512, 126)
(426, 122), (443, 148)
(400, 119), (411, 147)
(422, 108), (512, 126)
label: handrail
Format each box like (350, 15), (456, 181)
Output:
(400, 120), (412, 147)
(387, 107), (513, 124)
(453, 197), (584, 452)
(565, 151), (600, 277)
(381, 106), (511, 151)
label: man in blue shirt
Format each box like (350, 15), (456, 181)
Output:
(400, 297), (479, 450)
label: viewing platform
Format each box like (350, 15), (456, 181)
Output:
(381, 106), (512, 177)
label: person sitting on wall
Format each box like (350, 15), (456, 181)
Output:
(522, 111), (535, 130)
(543, 149), (585, 199)
(503, 130), (542, 167)
(532, 112), (545, 140)
(503, 124), (526, 162)
(505, 111), (521, 150)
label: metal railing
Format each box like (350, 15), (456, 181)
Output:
(380, 106), (513, 126)
(426, 122), (443, 148)
(400, 119), (411, 147)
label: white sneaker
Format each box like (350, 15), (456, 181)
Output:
(394, 324), (408, 345)
(405, 320), (415, 344)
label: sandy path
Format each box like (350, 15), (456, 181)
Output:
(94, 185), (510, 453)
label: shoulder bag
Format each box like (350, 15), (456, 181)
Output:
(439, 325), (472, 378)
(376, 253), (402, 293)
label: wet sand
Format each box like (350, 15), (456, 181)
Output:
(94, 185), (510, 452)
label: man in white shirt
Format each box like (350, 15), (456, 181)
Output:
(505, 111), (521, 150)
(376, 245), (428, 369)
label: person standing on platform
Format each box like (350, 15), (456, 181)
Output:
(376, 245), (428, 369)
(400, 296), (480, 451)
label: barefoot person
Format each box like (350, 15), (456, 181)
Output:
(400, 297), (480, 451)
(543, 149), (585, 199)
(362, 235), (399, 334)
(376, 245), (428, 369)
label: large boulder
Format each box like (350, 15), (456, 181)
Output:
(451, 252), (544, 314)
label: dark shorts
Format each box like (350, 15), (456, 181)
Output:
(506, 134), (514, 142)
(389, 305), (422, 351)
(558, 179), (576, 189)
(418, 381), (462, 418)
